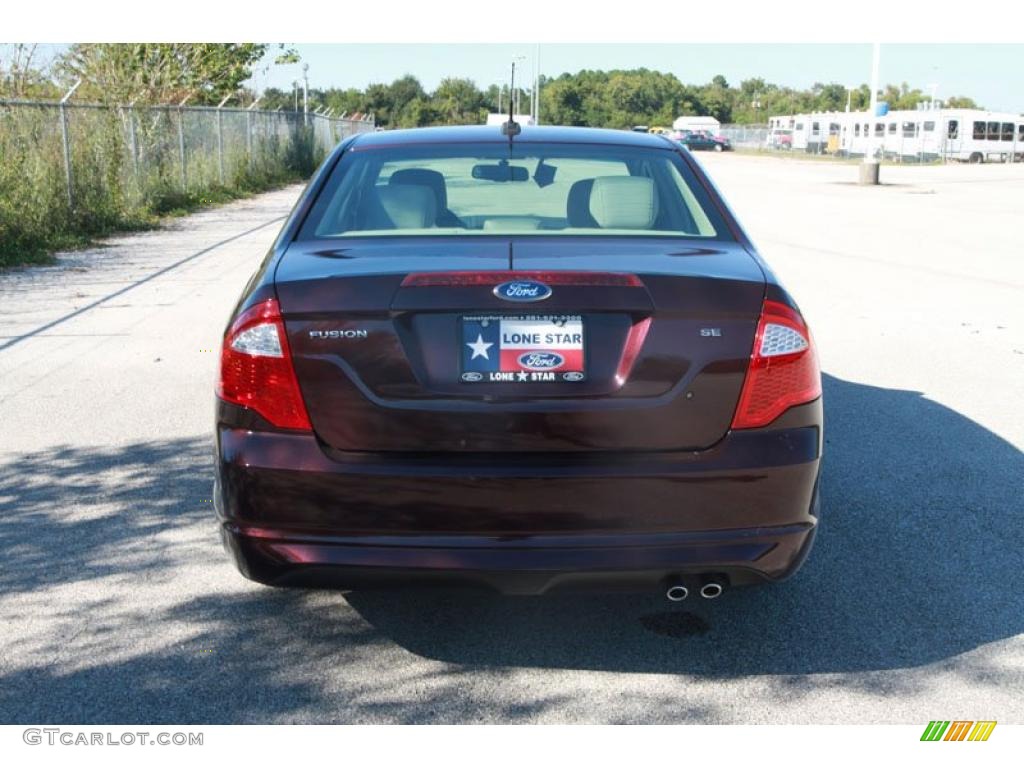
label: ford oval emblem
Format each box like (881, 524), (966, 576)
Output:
(461, 371), (483, 382)
(493, 280), (552, 302)
(518, 351), (564, 370)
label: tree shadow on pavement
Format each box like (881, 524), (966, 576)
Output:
(0, 372), (1021, 723)
(344, 373), (1024, 676)
(0, 437), (573, 723)
(0, 439), (213, 594)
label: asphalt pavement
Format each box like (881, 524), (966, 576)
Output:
(0, 156), (1021, 724)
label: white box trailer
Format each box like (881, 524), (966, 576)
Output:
(485, 113), (536, 127)
(776, 108), (1024, 163)
(672, 116), (721, 135)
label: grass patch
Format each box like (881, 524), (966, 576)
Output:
(0, 105), (326, 270)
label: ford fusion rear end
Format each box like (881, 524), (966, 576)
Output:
(214, 126), (822, 598)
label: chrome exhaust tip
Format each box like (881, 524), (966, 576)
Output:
(665, 585), (689, 602)
(699, 582), (723, 599)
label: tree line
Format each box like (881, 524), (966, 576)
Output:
(261, 71), (981, 129)
(1, 43), (984, 128)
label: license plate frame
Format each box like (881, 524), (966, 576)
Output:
(460, 314), (586, 383)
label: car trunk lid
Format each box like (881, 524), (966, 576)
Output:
(275, 237), (765, 452)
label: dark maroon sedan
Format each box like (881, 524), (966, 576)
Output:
(215, 125), (822, 601)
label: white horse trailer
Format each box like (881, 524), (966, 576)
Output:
(782, 108), (1024, 163)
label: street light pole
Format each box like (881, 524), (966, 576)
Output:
(533, 43), (540, 124)
(512, 55), (526, 117)
(860, 43), (881, 185)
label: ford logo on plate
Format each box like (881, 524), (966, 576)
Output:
(461, 371), (483, 382)
(493, 280), (552, 302)
(518, 351), (564, 370)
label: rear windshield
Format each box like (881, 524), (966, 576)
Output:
(298, 142), (729, 240)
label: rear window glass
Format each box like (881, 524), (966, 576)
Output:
(299, 142), (728, 240)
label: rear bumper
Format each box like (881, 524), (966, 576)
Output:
(220, 519), (817, 594)
(215, 400), (822, 594)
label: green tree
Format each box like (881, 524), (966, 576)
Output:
(232, 67), (988, 131)
(698, 76), (733, 123)
(0, 44), (59, 99)
(397, 97), (440, 127)
(812, 82), (848, 112)
(946, 95), (980, 109)
(59, 43), (268, 104)
(433, 77), (485, 124)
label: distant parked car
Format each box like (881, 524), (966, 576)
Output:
(678, 131), (732, 152)
(768, 129), (794, 150)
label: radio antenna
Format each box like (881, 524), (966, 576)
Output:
(502, 61), (521, 140)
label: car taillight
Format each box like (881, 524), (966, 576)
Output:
(731, 299), (821, 430)
(216, 297), (312, 431)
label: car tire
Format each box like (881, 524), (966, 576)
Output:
(714, 144), (723, 152)
(969, 152), (983, 164)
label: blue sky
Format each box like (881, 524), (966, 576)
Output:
(248, 44), (1024, 113)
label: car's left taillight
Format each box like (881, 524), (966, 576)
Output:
(216, 297), (312, 431)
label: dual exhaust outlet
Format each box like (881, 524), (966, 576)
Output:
(665, 577), (725, 602)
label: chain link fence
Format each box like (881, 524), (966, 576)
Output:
(718, 124), (770, 149)
(0, 99), (373, 266)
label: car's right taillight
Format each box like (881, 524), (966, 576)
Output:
(216, 297), (312, 431)
(731, 299), (821, 429)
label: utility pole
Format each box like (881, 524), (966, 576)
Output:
(859, 43), (881, 185)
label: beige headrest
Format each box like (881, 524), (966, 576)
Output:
(376, 184), (437, 229)
(588, 176), (658, 229)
